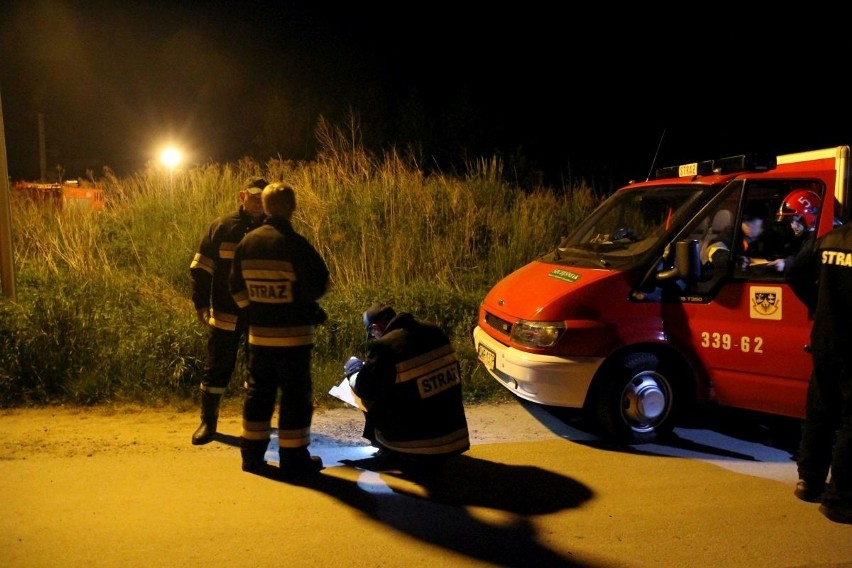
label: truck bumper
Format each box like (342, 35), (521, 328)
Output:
(473, 326), (603, 408)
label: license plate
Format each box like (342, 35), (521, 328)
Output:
(477, 344), (496, 371)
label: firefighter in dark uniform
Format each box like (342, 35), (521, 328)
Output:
(230, 182), (329, 478)
(345, 304), (470, 474)
(787, 221), (852, 525)
(189, 177), (267, 445)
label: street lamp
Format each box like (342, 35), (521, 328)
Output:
(160, 147), (181, 189)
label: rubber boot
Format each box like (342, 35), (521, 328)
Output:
(191, 392), (221, 445)
(279, 446), (324, 479)
(241, 439), (271, 474)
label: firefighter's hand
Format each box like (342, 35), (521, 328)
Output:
(195, 308), (211, 326)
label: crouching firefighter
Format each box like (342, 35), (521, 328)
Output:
(345, 304), (470, 475)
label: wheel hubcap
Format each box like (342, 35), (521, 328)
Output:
(623, 373), (668, 428)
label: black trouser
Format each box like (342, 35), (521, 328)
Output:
(242, 346), (314, 451)
(798, 353), (852, 507)
(201, 327), (246, 394)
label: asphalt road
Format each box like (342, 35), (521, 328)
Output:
(1, 399), (850, 568)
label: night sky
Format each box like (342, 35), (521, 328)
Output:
(2, 1), (851, 188)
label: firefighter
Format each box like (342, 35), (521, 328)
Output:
(189, 177), (267, 445)
(787, 221), (852, 525)
(777, 189), (821, 236)
(345, 304), (470, 475)
(737, 191), (821, 274)
(766, 189), (822, 272)
(229, 182), (329, 478)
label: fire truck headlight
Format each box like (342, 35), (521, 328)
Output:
(511, 320), (564, 348)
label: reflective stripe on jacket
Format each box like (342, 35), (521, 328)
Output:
(190, 207), (262, 331)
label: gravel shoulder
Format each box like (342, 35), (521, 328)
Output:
(0, 400), (557, 460)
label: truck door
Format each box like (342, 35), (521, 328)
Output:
(661, 179), (822, 419)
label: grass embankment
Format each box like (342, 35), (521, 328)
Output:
(0, 124), (600, 409)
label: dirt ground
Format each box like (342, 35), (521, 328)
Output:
(0, 400), (549, 461)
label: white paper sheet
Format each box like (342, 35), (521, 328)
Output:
(328, 374), (366, 411)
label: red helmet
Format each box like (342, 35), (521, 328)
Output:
(777, 190), (821, 229)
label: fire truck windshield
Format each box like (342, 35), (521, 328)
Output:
(553, 186), (706, 267)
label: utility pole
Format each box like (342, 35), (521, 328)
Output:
(0, 90), (17, 301)
(38, 112), (47, 182)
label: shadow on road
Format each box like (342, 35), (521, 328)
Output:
(512, 397), (802, 463)
(255, 453), (599, 567)
(211, 432), (241, 447)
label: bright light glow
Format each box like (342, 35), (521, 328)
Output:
(160, 147), (182, 169)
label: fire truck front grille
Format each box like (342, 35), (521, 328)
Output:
(484, 312), (512, 337)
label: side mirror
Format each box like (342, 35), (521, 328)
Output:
(657, 239), (700, 282)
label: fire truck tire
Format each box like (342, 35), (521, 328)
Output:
(594, 352), (676, 444)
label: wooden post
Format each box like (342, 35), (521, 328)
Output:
(0, 90), (17, 300)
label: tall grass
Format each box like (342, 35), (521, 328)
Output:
(0, 123), (601, 409)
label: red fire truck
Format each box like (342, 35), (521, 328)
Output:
(12, 180), (104, 211)
(473, 146), (850, 443)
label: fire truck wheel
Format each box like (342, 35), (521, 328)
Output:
(594, 352), (675, 444)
